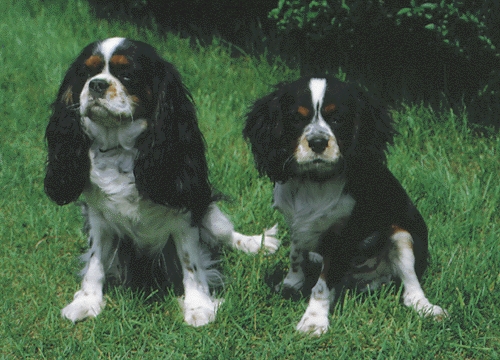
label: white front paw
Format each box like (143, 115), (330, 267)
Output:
(61, 290), (105, 322)
(296, 310), (330, 336)
(421, 304), (448, 321)
(179, 297), (222, 327)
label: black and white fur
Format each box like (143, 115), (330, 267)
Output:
(244, 77), (447, 335)
(44, 37), (279, 326)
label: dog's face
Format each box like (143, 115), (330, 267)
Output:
(289, 78), (347, 176)
(244, 77), (394, 182)
(61, 37), (159, 128)
(80, 38), (142, 127)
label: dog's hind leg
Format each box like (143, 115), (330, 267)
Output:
(390, 229), (447, 319)
(200, 204), (280, 254)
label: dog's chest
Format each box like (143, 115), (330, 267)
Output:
(273, 178), (356, 234)
(88, 147), (138, 206)
(85, 147), (184, 247)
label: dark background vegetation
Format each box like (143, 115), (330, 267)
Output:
(88, 0), (499, 128)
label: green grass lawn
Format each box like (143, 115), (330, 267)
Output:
(1, 0), (499, 358)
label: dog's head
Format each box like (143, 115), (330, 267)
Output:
(243, 77), (395, 182)
(45, 38), (212, 223)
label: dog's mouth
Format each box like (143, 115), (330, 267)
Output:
(295, 157), (345, 180)
(312, 158), (327, 164)
(82, 100), (133, 127)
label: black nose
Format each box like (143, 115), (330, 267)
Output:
(89, 78), (110, 96)
(308, 137), (329, 153)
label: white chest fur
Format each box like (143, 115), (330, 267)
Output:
(87, 146), (140, 217)
(273, 177), (356, 241)
(82, 121), (189, 251)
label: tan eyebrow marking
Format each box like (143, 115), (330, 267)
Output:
(298, 106), (310, 117)
(84, 55), (103, 69)
(110, 54), (129, 65)
(324, 104), (336, 113)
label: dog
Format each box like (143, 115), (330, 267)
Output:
(243, 76), (447, 335)
(44, 37), (279, 326)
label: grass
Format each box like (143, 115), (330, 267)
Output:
(1, 0), (499, 358)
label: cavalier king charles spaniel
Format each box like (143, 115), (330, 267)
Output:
(44, 37), (278, 326)
(243, 76), (447, 335)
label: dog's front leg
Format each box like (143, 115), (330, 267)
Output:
(296, 255), (335, 336)
(280, 237), (308, 293)
(278, 225), (322, 295)
(175, 225), (221, 327)
(61, 211), (112, 322)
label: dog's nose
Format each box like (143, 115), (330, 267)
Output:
(89, 79), (110, 97)
(308, 138), (329, 153)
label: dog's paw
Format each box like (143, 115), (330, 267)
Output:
(275, 278), (305, 300)
(404, 294), (449, 321)
(61, 290), (105, 322)
(232, 224), (280, 254)
(296, 310), (329, 336)
(308, 251), (323, 263)
(276, 268), (305, 294)
(260, 224), (280, 253)
(421, 304), (448, 321)
(277, 284), (303, 301)
(179, 296), (222, 327)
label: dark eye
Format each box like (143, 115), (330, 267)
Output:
(323, 112), (341, 124)
(85, 67), (99, 79)
(322, 104), (342, 124)
(291, 106), (310, 127)
(118, 73), (132, 82)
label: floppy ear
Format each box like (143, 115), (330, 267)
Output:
(44, 58), (91, 205)
(243, 87), (294, 182)
(134, 60), (213, 224)
(350, 84), (395, 164)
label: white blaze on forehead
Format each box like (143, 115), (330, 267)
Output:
(309, 78), (327, 111)
(98, 37), (125, 62)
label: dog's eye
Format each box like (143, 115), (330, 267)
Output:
(85, 66), (101, 80)
(325, 114), (343, 126)
(291, 112), (309, 128)
(117, 72), (133, 83)
(322, 104), (342, 124)
(297, 106), (310, 117)
(291, 106), (310, 124)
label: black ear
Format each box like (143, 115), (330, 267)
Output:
(44, 53), (92, 205)
(134, 60), (213, 225)
(243, 87), (294, 182)
(350, 84), (395, 164)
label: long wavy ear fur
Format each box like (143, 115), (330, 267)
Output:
(44, 50), (92, 205)
(243, 86), (295, 182)
(134, 59), (213, 225)
(350, 84), (396, 165)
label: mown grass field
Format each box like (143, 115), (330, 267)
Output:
(1, 0), (499, 358)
